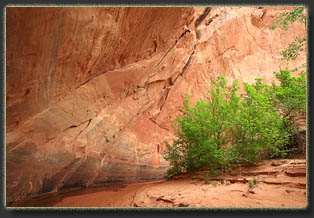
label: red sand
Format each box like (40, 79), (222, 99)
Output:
(9, 159), (307, 208)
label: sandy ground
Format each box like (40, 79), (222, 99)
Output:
(9, 158), (307, 208)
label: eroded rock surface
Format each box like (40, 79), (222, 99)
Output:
(6, 7), (306, 204)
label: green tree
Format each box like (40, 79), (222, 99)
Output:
(163, 73), (304, 177)
(270, 6), (307, 154)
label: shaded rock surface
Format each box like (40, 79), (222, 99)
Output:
(6, 7), (306, 204)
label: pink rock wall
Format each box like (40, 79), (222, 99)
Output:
(6, 6), (306, 204)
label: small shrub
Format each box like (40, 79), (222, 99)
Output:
(248, 180), (254, 189)
(270, 24), (277, 30)
(211, 181), (218, 187)
(204, 172), (211, 184)
(248, 178), (259, 189)
(253, 178), (258, 185)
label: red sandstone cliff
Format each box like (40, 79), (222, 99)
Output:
(6, 6), (306, 204)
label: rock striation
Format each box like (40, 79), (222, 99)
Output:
(6, 6), (306, 204)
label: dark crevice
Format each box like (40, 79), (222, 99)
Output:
(153, 25), (197, 116)
(149, 117), (170, 131)
(78, 71), (107, 88)
(217, 46), (235, 58)
(71, 118), (92, 150)
(172, 50), (195, 85)
(158, 88), (171, 112)
(45, 137), (55, 143)
(177, 28), (191, 43)
(153, 40), (157, 53)
(84, 119), (92, 131)
(53, 70), (108, 106)
(67, 124), (78, 129)
(260, 9), (267, 21)
(156, 48), (196, 116)
(205, 14), (220, 26)
(145, 79), (166, 88)
(63, 119), (92, 133)
(195, 7), (212, 28)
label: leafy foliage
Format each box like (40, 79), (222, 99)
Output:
(253, 178), (258, 185)
(271, 67), (306, 130)
(204, 172), (211, 184)
(248, 178), (258, 189)
(279, 36), (306, 61)
(163, 70), (306, 177)
(270, 7), (306, 62)
(211, 181), (218, 186)
(248, 180), (254, 189)
(270, 7), (306, 30)
(239, 81), (290, 160)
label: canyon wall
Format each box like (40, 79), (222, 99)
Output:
(6, 6), (306, 203)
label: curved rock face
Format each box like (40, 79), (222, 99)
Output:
(6, 7), (306, 203)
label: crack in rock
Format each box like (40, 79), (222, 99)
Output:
(195, 7), (212, 28)
(149, 117), (170, 132)
(63, 119), (91, 133)
(195, 7), (212, 39)
(71, 119), (92, 152)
